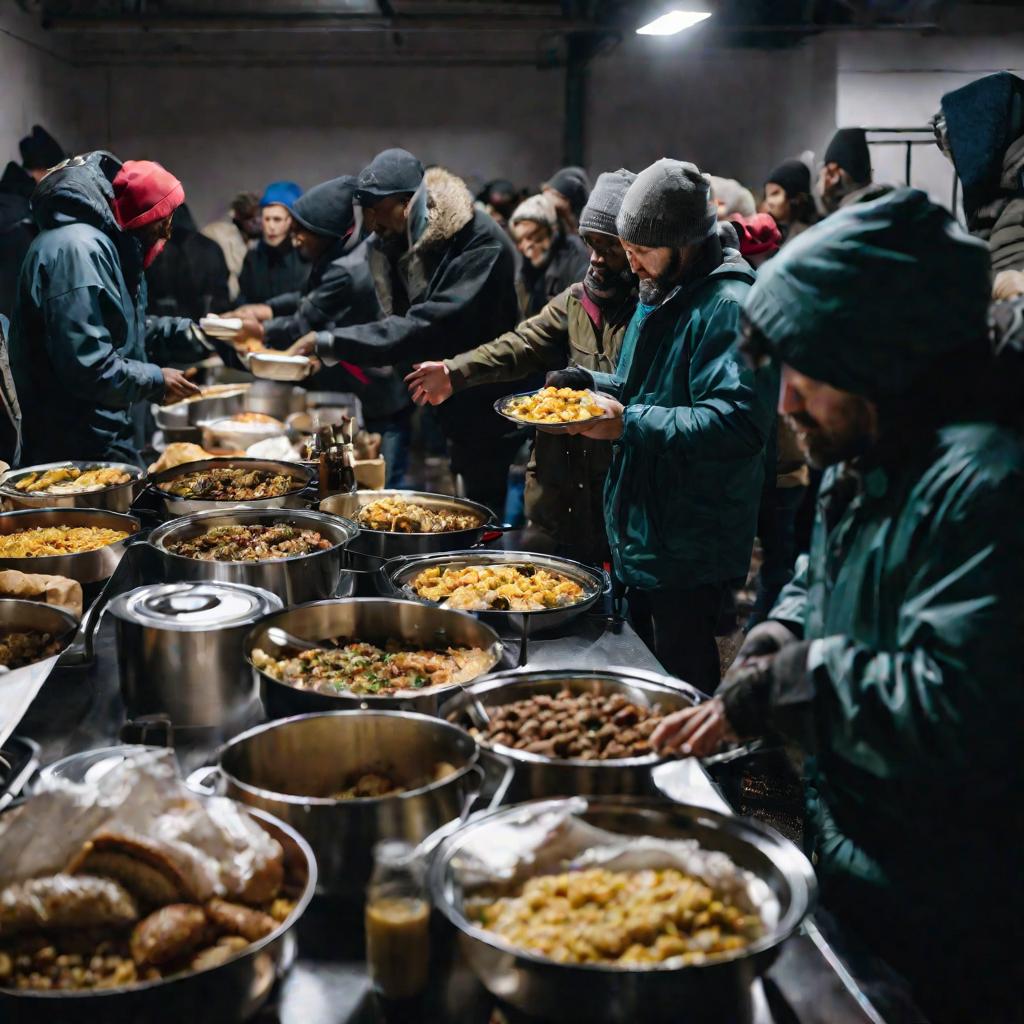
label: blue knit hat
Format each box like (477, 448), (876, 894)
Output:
(260, 181), (302, 210)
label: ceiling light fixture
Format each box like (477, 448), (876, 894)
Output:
(636, 9), (712, 35)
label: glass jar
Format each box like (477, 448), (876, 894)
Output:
(364, 840), (430, 1001)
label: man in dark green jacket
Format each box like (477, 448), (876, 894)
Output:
(569, 159), (777, 690)
(9, 152), (204, 465)
(653, 190), (1023, 1023)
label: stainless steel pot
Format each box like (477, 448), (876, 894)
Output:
(146, 458), (314, 516)
(0, 461), (144, 513)
(147, 507), (360, 605)
(246, 597), (503, 718)
(319, 489), (498, 559)
(0, 507), (141, 585)
(430, 796), (817, 1024)
(0, 802), (317, 1024)
(441, 668), (703, 800)
(244, 381), (306, 420)
(108, 582), (283, 730)
(190, 710), (511, 898)
(380, 549), (608, 634)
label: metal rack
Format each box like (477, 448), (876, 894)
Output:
(863, 126), (961, 213)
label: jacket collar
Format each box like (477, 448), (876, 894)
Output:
(654, 236), (755, 315)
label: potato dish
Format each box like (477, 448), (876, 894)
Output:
(475, 867), (763, 966)
(0, 628), (63, 669)
(411, 564), (584, 612)
(504, 387), (604, 425)
(162, 467), (297, 501)
(251, 639), (493, 697)
(166, 524), (331, 562)
(0, 526), (128, 558)
(12, 466), (132, 495)
(355, 497), (480, 534)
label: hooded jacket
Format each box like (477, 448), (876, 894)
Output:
(237, 238), (308, 305)
(592, 238), (777, 590)
(0, 193), (34, 320)
(515, 229), (590, 318)
(315, 166), (520, 442)
(8, 152), (204, 465)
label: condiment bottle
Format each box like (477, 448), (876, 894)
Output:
(364, 840), (430, 1002)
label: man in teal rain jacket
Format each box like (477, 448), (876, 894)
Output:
(8, 152), (205, 465)
(652, 189), (1024, 1023)
(564, 159), (777, 690)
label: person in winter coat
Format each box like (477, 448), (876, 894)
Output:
(565, 160), (777, 690)
(708, 175), (756, 219)
(8, 153), (205, 465)
(296, 148), (524, 516)
(237, 182), (308, 305)
(406, 169), (638, 565)
(761, 159), (818, 243)
(818, 128), (891, 213)
(652, 190), (1023, 1024)
(231, 176), (412, 487)
(0, 191), (34, 321)
(542, 166), (591, 235)
(0, 162), (36, 202)
(145, 203), (230, 320)
(18, 125), (66, 185)
(508, 194), (590, 318)
(202, 192), (261, 301)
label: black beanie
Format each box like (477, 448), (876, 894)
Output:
(355, 148), (424, 205)
(291, 175), (357, 238)
(544, 166), (591, 217)
(824, 128), (872, 185)
(19, 125), (66, 172)
(766, 159), (811, 198)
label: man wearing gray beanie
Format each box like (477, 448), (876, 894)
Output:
(404, 168), (638, 565)
(567, 158), (778, 690)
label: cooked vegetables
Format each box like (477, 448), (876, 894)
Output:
(503, 387), (605, 425)
(162, 467), (297, 501)
(476, 867), (763, 965)
(0, 629), (63, 669)
(355, 497), (480, 533)
(0, 526), (128, 558)
(166, 524), (331, 562)
(411, 563), (584, 612)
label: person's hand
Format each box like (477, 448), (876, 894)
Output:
(993, 270), (1024, 302)
(227, 303), (274, 322)
(726, 620), (798, 678)
(651, 697), (737, 758)
(546, 367), (594, 391)
(234, 317), (265, 345)
(289, 332), (318, 358)
(566, 395), (624, 440)
(405, 362), (453, 406)
(161, 367), (202, 404)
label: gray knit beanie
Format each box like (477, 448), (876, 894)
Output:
(616, 159), (716, 248)
(509, 193), (557, 229)
(579, 168), (636, 236)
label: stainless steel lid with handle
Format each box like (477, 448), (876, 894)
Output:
(107, 581), (281, 631)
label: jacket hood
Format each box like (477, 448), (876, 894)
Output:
(745, 188), (991, 401)
(31, 151), (123, 234)
(172, 202), (198, 234)
(406, 167), (475, 253)
(0, 162), (35, 201)
(0, 193), (31, 234)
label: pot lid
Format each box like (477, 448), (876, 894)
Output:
(108, 582), (281, 631)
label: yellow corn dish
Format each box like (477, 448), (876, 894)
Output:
(505, 387), (604, 425)
(0, 526), (129, 558)
(411, 564), (584, 612)
(475, 867), (763, 966)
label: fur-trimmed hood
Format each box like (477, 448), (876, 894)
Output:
(406, 166), (475, 253)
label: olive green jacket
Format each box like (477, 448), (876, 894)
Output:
(446, 284), (634, 563)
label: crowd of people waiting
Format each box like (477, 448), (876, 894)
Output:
(0, 67), (1023, 1024)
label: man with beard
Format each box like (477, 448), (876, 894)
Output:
(405, 169), (637, 564)
(818, 127), (891, 214)
(651, 190), (1023, 1024)
(508, 193), (589, 317)
(565, 159), (777, 689)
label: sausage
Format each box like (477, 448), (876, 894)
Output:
(0, 875), (138, 939)
(205, 899), (277, 942)
(130, 904), (208, 967)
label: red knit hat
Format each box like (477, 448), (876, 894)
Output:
(111, 160), (184, 230)
(729, 213), (782, 259)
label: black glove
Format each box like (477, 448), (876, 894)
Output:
(545, 367), (594, 391)
(718, 640), (812, 738)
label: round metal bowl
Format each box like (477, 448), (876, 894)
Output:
(0, 507), (141, 585)
(147, 508), (360, 605)
(192, 710), (492, 898)
(441, 668), (703, 800)
(380, 549), (607, 634)
(146, 458), (314, 517)
(319, 489), (496, 559)
(245, 597), (503, 717)
(0, 461), (143, 513)
(0, 802), (316, 1024)
(430, 796), (817, 1024)
(494, 388), (613, 435)
(154, 386), (250, 431)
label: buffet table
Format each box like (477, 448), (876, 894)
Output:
(15, 608), (887, 1024)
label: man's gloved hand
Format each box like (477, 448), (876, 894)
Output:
(729, 620), (799, 674)
(718, 640), (811, 739)
(545, 367), (594, 391)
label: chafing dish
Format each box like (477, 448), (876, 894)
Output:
(0, 507), (140, 585)
(245, 597), (502, 717)
(147, 508), (359, 604)
(319, 489), (497, 559)
(430, 796), (816, 1024)
(0, 461), (143, 513)
(441, 668), (703, 800)
(154, 385), (250, 442)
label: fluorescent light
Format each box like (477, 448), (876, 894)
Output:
(636, 9), (711, 35)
